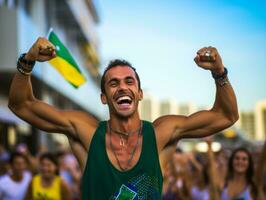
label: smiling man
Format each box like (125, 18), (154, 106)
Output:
(8, 37), (238, 199)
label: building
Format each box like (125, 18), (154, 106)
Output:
(0, 0), (106, 153)
(255, 100), (266, 140)
(238, 111), (255, 139)
(139, 94), (160, 121)
(177, 102), (197, 116)
(160, 99), (177, 116)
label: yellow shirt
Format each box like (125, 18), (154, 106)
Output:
(32, 174), (61, 200)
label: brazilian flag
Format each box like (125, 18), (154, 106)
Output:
(47, 29), (86, 88)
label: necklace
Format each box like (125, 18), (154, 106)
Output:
(109, 122), (143, 147)
(108, 121), (142, 171)
(109, 123), (142, 137)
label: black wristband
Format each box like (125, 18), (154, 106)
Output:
(17, 61), (32, 76)
(17, 53), (35, 76)
(18, 53), (36, 66)
(211, 67), (228, 80)
(212, 67), (228, 86)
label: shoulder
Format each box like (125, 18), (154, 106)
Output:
(60, 178), (70, 191)
(0, 174), (9, 184)
(153, 115), (186, 129)
(32, 174), (40, 181)
(152, 115), (187, 152)
(152, 115), (186, 138)
(65, 110), (100, 144)
(64, 110), (99, 127)
(24, 170), (32, 178)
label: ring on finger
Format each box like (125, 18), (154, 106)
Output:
(205, 49), (211, 57)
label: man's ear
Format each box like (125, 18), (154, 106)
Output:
(101, 93), (107, 104)
(139, 89), (143, 101)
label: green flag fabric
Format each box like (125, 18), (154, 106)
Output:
(47, 30), (86, 88)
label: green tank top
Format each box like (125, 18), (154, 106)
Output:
(81, 120), (163, 200)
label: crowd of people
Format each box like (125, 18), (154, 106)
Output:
(162, 138), (266, 200)
(0, 138), (265, 200)
(0, 143), (82, 200)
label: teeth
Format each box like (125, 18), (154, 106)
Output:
(117, 96), (131, 101)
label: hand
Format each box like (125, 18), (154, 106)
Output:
(194, 46), (224, 75)
(25, 37), (56, 62)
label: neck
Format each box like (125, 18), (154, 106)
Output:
(232, 172), (247, 183)
(109, 113), (141, 134)
(10, 173), (23, 182)
(42, 175), (55, 185)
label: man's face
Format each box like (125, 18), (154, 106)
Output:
(101, 66), (143, 118)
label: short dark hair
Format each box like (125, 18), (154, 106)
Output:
(40, 152), (59, 175)
(9, 151), (27, 164)
(100, 59), (141, 94)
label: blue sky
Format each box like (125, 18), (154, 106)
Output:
(97, 0), (266, 111)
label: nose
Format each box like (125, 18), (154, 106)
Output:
(118, 80), (128, 90)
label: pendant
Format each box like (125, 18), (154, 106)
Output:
(119, 136), (125, 147)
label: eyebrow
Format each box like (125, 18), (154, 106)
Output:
(125, 76), (135, 81)
(107, 76), (135, 84)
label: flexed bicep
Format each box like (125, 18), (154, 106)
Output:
(10, 98), (74, 134)
(154, 110), (233, 152)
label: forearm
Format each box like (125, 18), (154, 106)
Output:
(254, 141), (266, 189)
(8, 72), (36, 109)
(212, 77), (239, 122)
(207, 143), (221, 199)
(9, 38), (55, 109)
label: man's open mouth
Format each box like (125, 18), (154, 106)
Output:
(116, 96), (133, 106)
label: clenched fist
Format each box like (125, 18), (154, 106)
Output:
(25, 37), (56, 62)
(194, 46), (224, 75)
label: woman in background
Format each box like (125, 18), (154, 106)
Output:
(221, 147), (257, 200)
(24, 152), (71, 200)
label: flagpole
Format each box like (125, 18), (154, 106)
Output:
(46, 27), (54, 39)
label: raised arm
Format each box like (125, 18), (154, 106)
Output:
(154, 46), (239, 152)
(254, 140), (266, 200)
(8, 37), (98, 141)
(205, 138), (221, 200)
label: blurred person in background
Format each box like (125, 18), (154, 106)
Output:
(215, 148), (228, 190)
(0, 145), (10, 177)
(24, 152), (71, 200)
(0, 152), (31, 200)
(192, 137), (221, 200)
(0, 145), (10, 163)
(16, 143), (38, 173)
(163, 148), (192, 200)
(254, 140), (266, 200)
(57, 150), (82, 200)
(189, 151), (210, 200)
(162, 162), (177, 200)
(221, 147), (258, 200)
(161, 146), (177, 200)
(9, 37), (238, 199)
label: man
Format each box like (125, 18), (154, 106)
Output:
(0, 152), (32, 200)
(8, 37), (238, 199)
